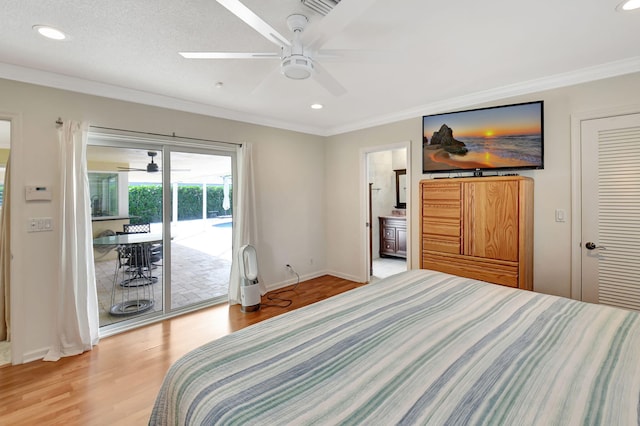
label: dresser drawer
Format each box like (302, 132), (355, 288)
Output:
(380, 217), (406, 228)
(382, 240), (396, 252)
(423, 218), (460, 237)
(423, 204), (461, 220)
(422, 236), (460, 254)
(383, 227), (395, 240)
(421, 182), (461, 201)
(422, 252), (519, 287)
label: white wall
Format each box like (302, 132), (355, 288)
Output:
(4, 71), (640, 363)
(0, 78), (326, 362)
(325, 71), (640, 298)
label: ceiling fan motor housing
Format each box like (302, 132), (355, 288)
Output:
(147, 151), (159, 172)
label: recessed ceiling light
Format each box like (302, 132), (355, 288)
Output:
(617, 0), (640, 11)
(310, 103), (323, 110)
(33, 25), (67, 40)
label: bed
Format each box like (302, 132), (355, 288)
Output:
(150, 269), (640, 425)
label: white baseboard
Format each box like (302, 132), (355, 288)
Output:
(265, 269), (364, 289)
(264, 270), (330, 292)
(323, 270), (363, 283)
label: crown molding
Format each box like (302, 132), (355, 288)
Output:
(0, 62), (326, 136)
(2, 57), (640, 138)
(327, 56), (640, 136)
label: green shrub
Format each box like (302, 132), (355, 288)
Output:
(128, 185), (162, 224)
(128, 184), (232, 224)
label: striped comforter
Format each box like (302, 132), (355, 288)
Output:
(150, 270), (640, 425)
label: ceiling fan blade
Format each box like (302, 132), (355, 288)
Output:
(312, 61), (346, 97)
(117, 167), (190, 173)
(249, 65), (283, 95)
(179, 52), (280, 59)
(316, 49), (397, 63)
(304, 0), (377, 51)
(216, 0), (291, 48)
(117, 167), (146, 172)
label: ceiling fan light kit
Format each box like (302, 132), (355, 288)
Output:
(282, 55), (314, 79)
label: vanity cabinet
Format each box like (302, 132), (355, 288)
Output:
(420, 176), (533, 290)
(379, 216), (407, 259)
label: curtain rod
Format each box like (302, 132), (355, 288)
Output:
(54, 119), (241, 147)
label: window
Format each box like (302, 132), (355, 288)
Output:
(89, 172), (119, 217)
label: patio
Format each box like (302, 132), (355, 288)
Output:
(95, 218), (232, 327)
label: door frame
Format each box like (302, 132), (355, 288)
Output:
(162, 145), (236, 315)
(88, 128), (237, 336)
(570, 103), (640, 301)
(360, 141), (411, 283)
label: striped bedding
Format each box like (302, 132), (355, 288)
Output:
(149, 269), (640, 425)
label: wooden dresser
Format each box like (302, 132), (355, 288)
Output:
(379, 216), (407, 259)
(420, 176), (533, 290)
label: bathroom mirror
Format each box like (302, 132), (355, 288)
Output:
(395, 169), (406, 209)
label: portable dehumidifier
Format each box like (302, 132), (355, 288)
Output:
(238, 244), (261, 312)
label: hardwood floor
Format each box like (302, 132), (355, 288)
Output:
(0, 275), (365, 426)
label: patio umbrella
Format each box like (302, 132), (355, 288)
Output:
(223, 176), (230, 212)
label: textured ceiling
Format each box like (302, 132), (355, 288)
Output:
(1, 0), (639, 136)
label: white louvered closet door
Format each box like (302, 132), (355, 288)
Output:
(581, 112), (640, 310)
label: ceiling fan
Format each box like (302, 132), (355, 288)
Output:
(179, 0), (377, 96)
(118, 151), (162, 173)
(117, 151), (190, 173)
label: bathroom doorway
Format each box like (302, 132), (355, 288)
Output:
(365, 144), (409, 281)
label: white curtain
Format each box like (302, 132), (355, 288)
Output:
(228, 143), (264, 304)
(44, 121), (99, 361)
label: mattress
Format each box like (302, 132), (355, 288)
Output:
(150, 269), (640, 425)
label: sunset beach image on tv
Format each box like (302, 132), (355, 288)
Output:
(422, 101), (543, 173)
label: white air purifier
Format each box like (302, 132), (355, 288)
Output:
(238, 244), (261, 312)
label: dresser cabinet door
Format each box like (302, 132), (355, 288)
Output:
(463, 180), (519, 262)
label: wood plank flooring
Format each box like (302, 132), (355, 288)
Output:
(0, 275), (365, 426)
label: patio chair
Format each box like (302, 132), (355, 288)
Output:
(122, 223), (162, 265)
(123, 223), (151, 233)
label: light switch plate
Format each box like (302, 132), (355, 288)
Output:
(27, 217), (53, 232)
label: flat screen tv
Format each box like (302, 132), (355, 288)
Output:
(422, 101), (543, 175)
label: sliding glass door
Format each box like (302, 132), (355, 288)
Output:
(88, 137), (235, 332)
(166, 149), (233, 312)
